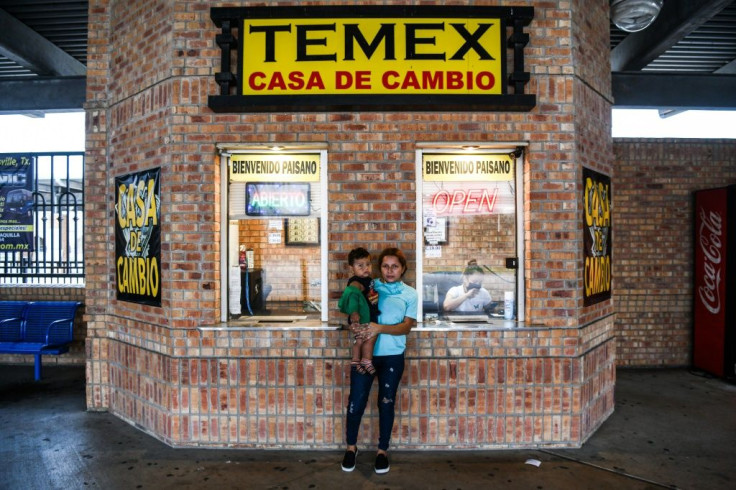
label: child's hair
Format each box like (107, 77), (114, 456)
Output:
(348, 247), (371, 265)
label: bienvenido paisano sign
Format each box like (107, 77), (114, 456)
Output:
(420, 153), (517, 218)
(209, 5), (535, 112)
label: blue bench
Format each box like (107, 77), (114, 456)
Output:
(0, 301), (81, 380)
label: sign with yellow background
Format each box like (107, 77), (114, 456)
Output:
(422, 154), (515, 182)
(582, 167), (612, 306)
(115, 167), (161, 307)
(230, 154), (320, 182)
(242, 18), (504, 96)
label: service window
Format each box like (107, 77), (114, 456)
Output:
(220, 149), (328, 323)
(416, 146), (524, 324)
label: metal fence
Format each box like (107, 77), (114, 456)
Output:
(0, 152), (84, 285)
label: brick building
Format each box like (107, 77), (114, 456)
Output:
(1, 0), (734, 450)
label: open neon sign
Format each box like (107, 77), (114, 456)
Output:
(430, 188), (498, 215)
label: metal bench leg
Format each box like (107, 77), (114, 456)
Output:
(34, 353), (42, 381)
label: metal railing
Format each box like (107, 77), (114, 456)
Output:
(0, 152), (84, 285)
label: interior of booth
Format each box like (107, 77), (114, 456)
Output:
(230, 217), (322, 322)
(420, 191), (518, 323)
(225, 152), (520, 325)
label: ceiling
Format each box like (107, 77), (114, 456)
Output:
(0, 0), (87, 114)
(0, 0), (735, 114)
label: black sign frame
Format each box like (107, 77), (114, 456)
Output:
(582, 167), (612, 307)
(209, 5), (535, 113)
(115, 167), (162, 307)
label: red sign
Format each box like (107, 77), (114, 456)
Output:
(693, 188), (728, 376)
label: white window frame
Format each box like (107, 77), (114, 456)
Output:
(414, 143), (526, 323)
(218, 144), (329, 323)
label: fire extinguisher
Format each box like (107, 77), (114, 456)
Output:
(239, 245), (247, 270)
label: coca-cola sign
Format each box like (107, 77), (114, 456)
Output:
(698, 207), (723, 315)
(692, 187), (730, 379)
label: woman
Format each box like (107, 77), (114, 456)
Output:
(341, 247), (417, 475)
(442, 260), (493, 313)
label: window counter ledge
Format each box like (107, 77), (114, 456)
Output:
(418, 319), (553, 331)
(200, 320), (339, 332)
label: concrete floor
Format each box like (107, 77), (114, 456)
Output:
(1, 365), (734, 490)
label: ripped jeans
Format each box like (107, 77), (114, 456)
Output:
(345, 353), (405, 451)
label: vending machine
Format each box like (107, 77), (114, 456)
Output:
(693, 185), (736, 381)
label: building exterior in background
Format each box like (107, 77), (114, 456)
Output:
(0, 0), (734, 450)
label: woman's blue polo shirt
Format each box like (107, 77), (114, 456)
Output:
(372, 279), (417, 356)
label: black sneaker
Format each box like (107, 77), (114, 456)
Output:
(341, 448), (357, 472)
(374, 453), (390, 474)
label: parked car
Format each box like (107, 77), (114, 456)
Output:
(3, 188), (33, 219)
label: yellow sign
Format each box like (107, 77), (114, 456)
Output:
(230, 154), (320, 182)
(582, 167), (612, 306)
(242, 18), (503, 95)
(422, 154), (514, 182)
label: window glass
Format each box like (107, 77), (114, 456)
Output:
(226, 152), (325, 322)
(419, 151), (518, 323)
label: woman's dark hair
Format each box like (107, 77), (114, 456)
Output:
(348, 247), (371, 265)
(463, 259), (484, 277)
(378, 247), (408, 277)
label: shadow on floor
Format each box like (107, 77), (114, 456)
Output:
(1, 364), (734, 490)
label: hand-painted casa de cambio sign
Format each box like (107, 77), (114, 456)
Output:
(582, 167), (612, 306)
(209, 5), (535, 112)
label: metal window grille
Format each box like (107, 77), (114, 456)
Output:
(1, 152), (84, 285)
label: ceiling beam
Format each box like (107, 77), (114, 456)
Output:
(611, 0), (733, 72)
(0, 76), (86, 113)
(612, 72), (736, 109)
(716, 59), (736, 75)
(0, 8), (85, 76)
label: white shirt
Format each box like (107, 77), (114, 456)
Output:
(445, 285), (492, 313)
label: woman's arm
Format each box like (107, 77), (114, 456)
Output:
(354, 316), (416, 340)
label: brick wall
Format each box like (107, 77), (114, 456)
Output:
(1, 2), (728, 390)
(102, 322), (614, 448)
(6, 138), (730, 372)
(81, 0), (618, 449)
(83, 0), (613, 329)
(613, 139), (736, 366)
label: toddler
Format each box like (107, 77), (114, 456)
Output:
(338, 247), (380, 375)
